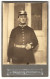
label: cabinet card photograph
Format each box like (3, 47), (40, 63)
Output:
(2, 1), (48, 77)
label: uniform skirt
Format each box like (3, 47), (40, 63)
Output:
(12, 47), (35, 64)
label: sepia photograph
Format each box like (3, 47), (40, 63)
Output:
(2, 1), (48, 65)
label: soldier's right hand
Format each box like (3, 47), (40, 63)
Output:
(25, 43), (32, 50)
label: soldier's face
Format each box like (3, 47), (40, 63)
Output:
(18, 15), (27, 24)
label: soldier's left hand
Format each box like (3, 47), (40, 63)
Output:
(25, 43), (32, 50)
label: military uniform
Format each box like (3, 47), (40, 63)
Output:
(7, 10), (38, 64)
(7, 25), (38, 64)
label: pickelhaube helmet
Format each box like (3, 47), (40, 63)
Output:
(18, 10), (27, 15)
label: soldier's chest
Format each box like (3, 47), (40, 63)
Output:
(15, 28), (31, 38)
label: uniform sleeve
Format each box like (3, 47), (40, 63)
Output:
(7, 30), (15, 62)
(31, 29), (38, 49)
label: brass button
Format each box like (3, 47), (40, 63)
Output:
(22, 27), (24, 28)
(23, 40), (25, 41)
(23, 37), (24, 39)
(23, 43), (24, 44)
(22, 28), (24, 30)
(22, 32), (24, 33)
(22, 34), (24, 36)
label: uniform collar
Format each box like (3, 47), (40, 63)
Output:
(19, 23), (27, 28)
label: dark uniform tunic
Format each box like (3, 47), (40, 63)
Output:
(7, 26), (38, 64)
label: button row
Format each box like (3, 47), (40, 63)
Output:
(22, 28), (25, 45)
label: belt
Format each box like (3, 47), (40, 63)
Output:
(14, 44), (25, 48)
(14, 42), (33, 48)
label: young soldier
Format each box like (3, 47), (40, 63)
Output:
(7, 10), (38, 64)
